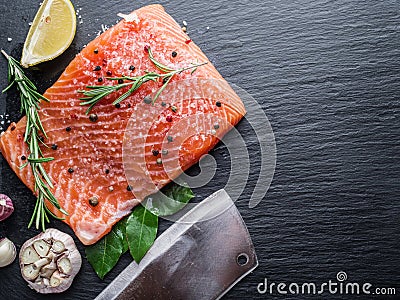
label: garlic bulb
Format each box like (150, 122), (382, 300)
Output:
(0, 237), (17, 267)
(0, 194), (14, 222)
(19, 228), (81, 294)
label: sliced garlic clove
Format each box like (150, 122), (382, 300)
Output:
(21, 246), (40, 264)
(40, 262), (57, 278)
(23, 264), (40, 280)
(57, 257), (72, 274)
(33, 257), (51, 270)
(51, 240), (66, 253)
(50, 271), (63, 287)
(33, 240), (50, 257)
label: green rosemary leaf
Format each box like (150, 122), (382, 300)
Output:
(79, 47), (207, 113)
(1, 50), (67, 231)
(27, 157), (54, 163)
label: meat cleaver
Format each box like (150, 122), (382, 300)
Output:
(96, 189), (258, 300)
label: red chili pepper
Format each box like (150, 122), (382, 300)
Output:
(185, 39), (192, 44)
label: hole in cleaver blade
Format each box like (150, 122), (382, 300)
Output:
(96, 189), (258, 300)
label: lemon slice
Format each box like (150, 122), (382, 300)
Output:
(21, 0), (76, 68)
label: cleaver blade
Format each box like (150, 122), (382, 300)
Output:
(96, 189), (258, 300)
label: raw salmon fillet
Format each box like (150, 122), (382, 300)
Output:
(0, 4), (246, 245)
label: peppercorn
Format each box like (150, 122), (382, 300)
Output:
(167, 136), (173, 143)
(162, 149), (169, 155)
(51, 144), (58, 150)
(129, 65), (135, 71)
(115, 103), (121, 108)
(68, 168), (74, 174)
(94, 48), (99, 54)
(214, 123), (220, 130)
(118, 79), (124, 84)
(216, 101), (222, 107)
(172, 51), (177, 57)
(156, 158), (162, 165)
(161, 101), (167, 107)
(21, 155), (26, 160)
(127, 185), (132, 191)
(89, 114), (98, 122)
(106, 71), (112, 76)
(66, 127), (71, 132)
(152, 150), (159, 156)
(162, 77), (169, 84)
(94, 66), (101, 71)
(89, 196), (99, 207)
(98, 77), (103, 83)
(171, 106), (177, 113)
(144, 96), (152, 104)
(105, 169), (110, 174)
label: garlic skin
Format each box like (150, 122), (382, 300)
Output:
(0, 194), (14, 222)
(19, 228), (81, 294)
(0, 238), (17, 267)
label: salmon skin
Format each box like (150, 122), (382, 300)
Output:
(0, 4), (246, 245)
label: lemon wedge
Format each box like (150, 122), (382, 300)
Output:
(21, 0), (76, 68)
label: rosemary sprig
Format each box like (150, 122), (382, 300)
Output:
(78, 47), (207, 114)
(1, 50), (68, 231)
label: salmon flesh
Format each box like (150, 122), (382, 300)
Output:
(0, 4), (246, 245)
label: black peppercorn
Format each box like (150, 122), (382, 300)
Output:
(118, 79), (124, 84)
(144, 96), (152, 104)
(152, 150), (159, 156)
(94, 48), (99, 54)
(127, 185), (132, 191)
(216, 101), (222, 107)
(105, 169), (110, 174)
(129, 65), (135, 71)
(89, 196), (99, 207)
(214, 123), (220, 130)
(98, 77), (103, 82)
(172, 51), (177, 57)
(89, 114), (98, 122)
(115, 103), (121, 108)
(68, 168), (74, 174)
(161, 101), (167, 107)
(94, 66), (101, 71)
(66, 127), (71, 132)
(106, 71), (112, 76)
(167, 136), (173, 143)
(21, 155), (27, 160)
(51, 144), (58, 150)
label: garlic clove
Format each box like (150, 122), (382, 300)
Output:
(0, 237), (16, 267)
(21, 246), (40, 264)
(50, 271), (63, 287)
(40, 264), (57, 279)
(0, 194), (14, 222)
(33, 240), (50, 257)
(23, 264), (40, 280)
(51, 240), (66, 253)
(33, 257), (51, 270)
(57, 257), (72, 274)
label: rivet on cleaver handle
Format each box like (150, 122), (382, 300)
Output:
(96, 189), (258, 300)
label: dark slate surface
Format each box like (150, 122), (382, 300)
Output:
(1, 0), (400, 299)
